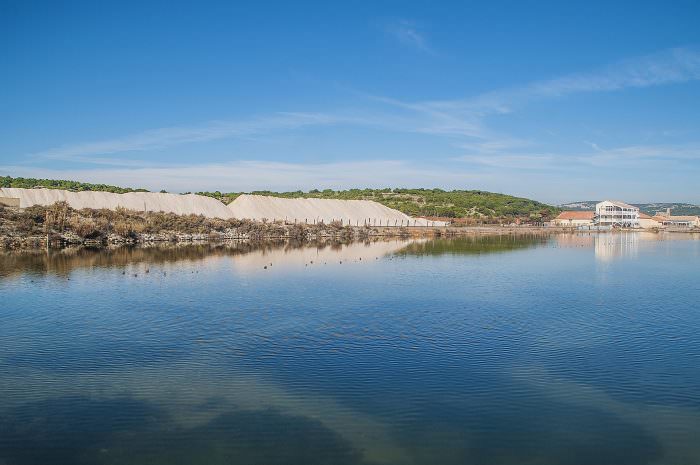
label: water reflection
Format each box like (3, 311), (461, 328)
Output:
(1, 234), (699, 464)
(0, 396), (366, 465)
(594, 232), (641, 262)
(230, 239), (420, 272)
(394, 234), (550, 256)
(0, 367), (670, 465)
(592, 231), (700, 262)
(0, 239), (413, 280)
(0, 235), (552, 279)
(2, 233), (698, 278)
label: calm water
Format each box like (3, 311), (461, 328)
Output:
(1, 233), (699, 465)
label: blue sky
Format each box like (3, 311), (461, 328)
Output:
(2, 0), (700, 203)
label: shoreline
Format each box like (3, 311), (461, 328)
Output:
(3, 202), (697, 251)
(0, 225), (562, 250)
(3, 224), (696, 251)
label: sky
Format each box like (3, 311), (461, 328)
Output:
(1, 0), (700, 204)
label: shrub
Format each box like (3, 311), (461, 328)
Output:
(69, 216), (104, 239)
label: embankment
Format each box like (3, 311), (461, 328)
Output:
(0, 202), (568, 249)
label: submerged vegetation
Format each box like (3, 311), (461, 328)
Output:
(2, 176), (559, 220)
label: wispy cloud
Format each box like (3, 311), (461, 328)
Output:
(26, 47), (700, 165)
(455, 143), (700, 170)
(14, 45), (700, 201)
(417, 46), (700, 117)
(366, 44), (700, 141)
(457, 138), (533, 153)
(457, 154), (557, 170)
(385, 19), (433, 54)
(376, 46), (700, 122)
(576, 143), (700, 167)
(361, 94), (488, 138)
(368, 46), (700, 169)
(0, 160), (487, 193)
(5, 148), (699, 203)
(30, 112), (339, 161)
(526, 47), (700, 97)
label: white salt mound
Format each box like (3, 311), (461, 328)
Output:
(227, 194), (444, 227)
(1, 188), (445, 226)
(0, 187), (235, 219)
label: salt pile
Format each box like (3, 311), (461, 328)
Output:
(1, 188), (445, 226)
(227, 194), (443, 226)
(0, 187), (235, 219)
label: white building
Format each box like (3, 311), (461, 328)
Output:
(595, 200), (640, 228)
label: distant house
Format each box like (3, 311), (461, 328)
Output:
(595, 200), (640, 228)
(656, 215), (700, 229)
(553, 211), (595, 226)
(647, 207), (699, 228)
(638, 212), (662, 229)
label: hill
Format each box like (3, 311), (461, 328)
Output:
(1, 176), (559, 219)
(560, 201), (700, 216)
(199, 188), (559, 219)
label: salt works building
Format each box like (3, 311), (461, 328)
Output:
(595, 200), (640, 228)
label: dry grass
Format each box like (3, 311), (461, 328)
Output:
(0, 202), (360, 245)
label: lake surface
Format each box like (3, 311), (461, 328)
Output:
(1, 233), (699, 465)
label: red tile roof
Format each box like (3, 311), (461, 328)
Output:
(555, 211), (595, 220)
(652, 214), (699, 222)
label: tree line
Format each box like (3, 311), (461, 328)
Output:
(2, 176), (559, 220)
(1, 176), (148, 194)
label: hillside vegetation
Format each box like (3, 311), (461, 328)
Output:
(200, 188), (560, 220)
(1, 176), (148, 194)
(2, 176), (558, 219)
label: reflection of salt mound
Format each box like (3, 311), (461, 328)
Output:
(0, 187), (235, 219)
(228, 194), (444, 226)
(232, 239), (419, 271)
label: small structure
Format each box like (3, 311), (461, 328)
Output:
(638, 212), (662, 229)
(0, 196), (20, 210)
(656, 214), (700, 229)
(647, 207), (700, 228)
(595, 200), (640, 228)
(553, 211), (595, 227)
